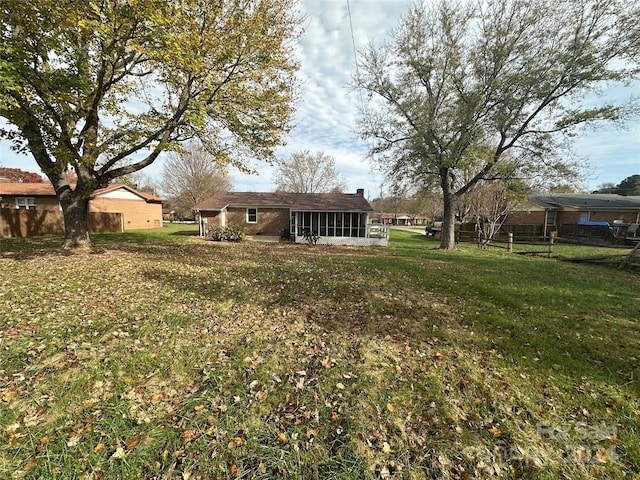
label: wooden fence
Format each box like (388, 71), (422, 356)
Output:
(0, 209), (122, 238)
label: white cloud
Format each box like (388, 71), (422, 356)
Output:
(1, 0), (638, 195)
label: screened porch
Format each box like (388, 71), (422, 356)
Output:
(291, 211), (389, 246)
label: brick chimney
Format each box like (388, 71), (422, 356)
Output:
(356, 188), (365, 196)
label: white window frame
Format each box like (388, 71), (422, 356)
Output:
(579, 211), (591, 222)
(15, 197), (36, 210)
(246, 207), (258, 224)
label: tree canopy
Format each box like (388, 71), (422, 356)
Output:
(274, 150), (347, 193)
(356, 0), (640, 249)
(160, 143), (233, 219)
(0, 0), (300, 247)
(593, 174), (640, 195)
(0, 167), (45, 183)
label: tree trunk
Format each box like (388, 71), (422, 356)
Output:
(440, 191), (457, 250)
(59, 189), (92, 250)
(439, 168), (457, 250)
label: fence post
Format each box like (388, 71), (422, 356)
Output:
(548, 234), (554, 258)
(507, 232), (513, 253)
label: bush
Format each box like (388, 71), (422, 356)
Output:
(208, 225), (246, 242)
(302, 229), (319, 245)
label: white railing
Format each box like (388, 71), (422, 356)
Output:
(367, 224), (390, 239)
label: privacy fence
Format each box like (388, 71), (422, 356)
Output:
(0, 209), (122, 238)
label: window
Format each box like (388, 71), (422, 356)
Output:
(246, 208), (257, 223)
(16, 197), (36, 210)
(546, 210), (556, 225)
(579, 211), (591, 222)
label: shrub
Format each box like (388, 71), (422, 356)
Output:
(208, 225), (246, 242)
(302, 229), (319, 245)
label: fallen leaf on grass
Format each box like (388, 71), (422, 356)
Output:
(229, 464), (239, 475)
(110, 447), (126, 459)
(277, 432), (289, 444)
(22, 458), (38, 473)
(488, 426), (501, 437)
(182, 430), (198, 443)
(94, 442), (106, 454)
(126, 436), (140, 449)
(386, 402), (396, 413)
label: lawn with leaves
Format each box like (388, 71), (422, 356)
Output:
(1, 226), (639, 479)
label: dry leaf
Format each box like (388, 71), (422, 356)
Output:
(386, 402), (396, 413)
(194, 404), (205, 413)
(307, 428), (319, 438)
(277, 432), (289, 444)
(126, 436), (140, 449)
(22, 458), (38, 473)
(489, 426), (501, 437)
(150, 392), (163, 404)
(94, 442), (106, 454)
(229, 464), (239, 475)
(110, 447), (126, 459)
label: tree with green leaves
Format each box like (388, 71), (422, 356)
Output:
(356, 0), (639, 250)
(0, 0), (300, 248)
(593, 174), (640, 195)
(274, 150), (347, 193)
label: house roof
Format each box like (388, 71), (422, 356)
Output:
(0, 182), (163, 203)
(92, 184), (163, 203)
(0, 182), (55, 196)
(532, 194), (640, 210)
(195, 191), (374, 212)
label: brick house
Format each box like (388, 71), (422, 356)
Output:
(0, 182), (163, 237)
(504, 194), (640, 240)
(194, 189), (389, 246)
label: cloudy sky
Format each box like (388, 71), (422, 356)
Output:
(1, 0), (638, 197)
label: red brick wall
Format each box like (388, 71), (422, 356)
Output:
(0, 194), (60, 211)
(1, 209), (121, 237)
(226, 207), (290, 236)
(89, 198), (162, 230)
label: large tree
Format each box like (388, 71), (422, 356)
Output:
(274, 150), (347, 193)
(0, 0), (300, 248)
(357, 0), (639, 250)
(160, 143), (233, 219)
(0, 167), (45, 183)
(593, 174), (640, 195)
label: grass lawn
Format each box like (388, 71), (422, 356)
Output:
(1, 226), (638, 479)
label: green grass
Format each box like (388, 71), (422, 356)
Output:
(1, 227), (638, 479)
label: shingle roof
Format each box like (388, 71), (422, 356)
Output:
(532, 194), (640, 210)
(195, 191), (373, 212)
(93, 184), (163, 203)
(0, 182), (55, 196)
(0, 182), (163, 203)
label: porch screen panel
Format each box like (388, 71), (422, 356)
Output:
(343, 213), (351, 236)
(320, 212), (327, 236)
(350, 213), (360, 237)
(336, 213), (343, 236)
(327, 212), (335, 236)
(312, 212), (320, 235)
(359, 213), (367, 237)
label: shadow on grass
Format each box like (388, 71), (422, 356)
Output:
(136, 239), (639, 396)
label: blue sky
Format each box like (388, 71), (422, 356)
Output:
(1, 0), (638, 198)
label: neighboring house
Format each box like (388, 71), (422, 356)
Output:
(504, 194), (640, 240)
(373, 212), (429, 226)
(0, 182), (163, 237)
(194, 189), (389, 246)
